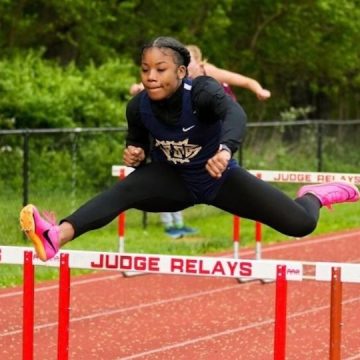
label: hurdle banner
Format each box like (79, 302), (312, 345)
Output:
(1, 246), (359, 360)
(242, 169), (360, 265)
(111, 165), (360, 185)
(0, 246), (303, 281)
(248, 169), (360, 185)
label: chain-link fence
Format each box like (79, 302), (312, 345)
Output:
(2, 120), (360, 204)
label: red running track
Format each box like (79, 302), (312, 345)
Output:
(1, 229), (360, 360)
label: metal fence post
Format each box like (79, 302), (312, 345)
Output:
(22, 130), (30, 207)
(316, 122), (323, 172)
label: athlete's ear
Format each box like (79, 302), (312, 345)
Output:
(177, 65), (187, 80)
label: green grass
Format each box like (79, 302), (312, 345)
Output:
(1, 186), (359, 288)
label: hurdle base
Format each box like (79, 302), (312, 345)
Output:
(260, 278), (275, 284)
(237, 277), (259, 284)
(237, 277), (274, 284)
(122, 271), (148, 278)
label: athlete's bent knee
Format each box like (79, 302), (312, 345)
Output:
(288, 217), (318, 238)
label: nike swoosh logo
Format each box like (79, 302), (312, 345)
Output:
(182, 125), (195, 132)
(43, 229), (56, 252)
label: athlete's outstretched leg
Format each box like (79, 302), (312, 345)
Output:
(20, 163), (194, 261)
(211, 167), (359, 238)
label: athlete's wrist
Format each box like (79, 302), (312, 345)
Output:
(218, 144), (232, 156)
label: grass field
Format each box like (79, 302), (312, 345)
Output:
(1, 185), (359, 288)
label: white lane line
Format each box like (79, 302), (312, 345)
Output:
(0, 273), (123, 299)
(2, 280), (360, 341)
(244, 229), (360, 254)
(117, 296), (360, 360)
(0, 284), (241, 337)
(345, 354), (360, 360)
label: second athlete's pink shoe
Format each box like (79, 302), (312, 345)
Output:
(297, 181), (360, 209)
(20, 204), (60, 261)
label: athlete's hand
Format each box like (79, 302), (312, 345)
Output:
(256, 88), (271, 101)
(206, 150), (231, 179)
(123, 146), (145, 167)
(129, 83), (144, 96)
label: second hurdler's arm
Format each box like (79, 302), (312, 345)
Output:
(203, 63), (271, 101)
(129, 82), (145, 96)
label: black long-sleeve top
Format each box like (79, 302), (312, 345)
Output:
(126, 76), (247, 158)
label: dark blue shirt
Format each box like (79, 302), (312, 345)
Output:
(126, 76), (247, 157)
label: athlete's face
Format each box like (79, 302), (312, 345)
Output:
(140, 47), (186, 101)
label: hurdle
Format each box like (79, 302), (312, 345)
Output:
(112, 166), (134, 254)
(233, 169), (360, 261)
(1, 245), (359, 360)
(112, 165), (360, 276)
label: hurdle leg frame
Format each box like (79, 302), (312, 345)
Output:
(235, 217), (270, 284)
(116, 167), (146, 277)
(118, 168), (126, 254)
(330, 267), (342, 360)
(23, 251), (34, 360)
(22, 251), (71, 360)
(234, 215), (255, 283)
(273, 265), (287, 360)
(58, 253), (71, 360)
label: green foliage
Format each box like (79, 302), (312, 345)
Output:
(0, 52), (136, 129)
(28, 132), (126, 193)
(209, 0), (360, 119)
(0, 0), (122, 65)
(75, 133), (125, 189)
(1, 0), (360, 121)
(280, 107), (315, 122)
(0, 135), (23, 191)
(320, 125), (360, 172)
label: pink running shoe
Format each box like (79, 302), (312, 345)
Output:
(297, 181), (360, 209)
(20, 204), (60, 261)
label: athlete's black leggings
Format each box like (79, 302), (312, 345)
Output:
(64, 162), (320, 239)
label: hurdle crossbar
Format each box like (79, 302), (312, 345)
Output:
(111, 166), (360, 185)
(248, 169), (360, 184)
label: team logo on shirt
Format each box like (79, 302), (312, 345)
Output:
(155, 138), (202, 164)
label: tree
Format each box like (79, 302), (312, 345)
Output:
(0, 0), (359, 121)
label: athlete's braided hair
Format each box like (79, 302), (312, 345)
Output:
(141, 36), (191, 67)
